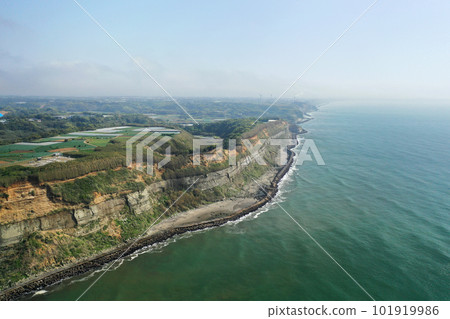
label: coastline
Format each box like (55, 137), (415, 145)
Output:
(0, 141), (297, 301)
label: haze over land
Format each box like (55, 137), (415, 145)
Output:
(0, 0), (449, 303)
(1, 0), (450, 100)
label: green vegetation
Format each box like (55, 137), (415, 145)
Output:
(36, 152), (125, 183)
(0, 138), (125, 186)
(48, 169), (143, 204)
(186, 118), (255, 140)
(0, 118), (287, 187)
(0, 185), (228, 290)
(0, 137), (99, 166)
(0, 96), (307, 292)
(0, 102), (158, 146)
(0, 96), (315, 146)
(0, 231), (121, 289)
(241, 161), (271, 182)
(85, 137), (111, 147)
(0, 166), (36, 187)
(116, 212), (156, 240)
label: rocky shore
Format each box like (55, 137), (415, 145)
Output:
(0, 146), (296, 301)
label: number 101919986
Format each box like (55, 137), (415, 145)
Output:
(373, 305), (439, 316)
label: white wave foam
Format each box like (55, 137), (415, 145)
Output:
(32, 290), (48, 297)
(62, 136), (303, 284)
(230, 135), (302, 223)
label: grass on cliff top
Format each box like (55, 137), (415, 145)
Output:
(0, 147), (280, 291)
(48, 168), (147, 204)
(0, 120), (287, 188)
(0, 186), (227, 290)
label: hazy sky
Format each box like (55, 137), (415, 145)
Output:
(1, 0), (449, 99)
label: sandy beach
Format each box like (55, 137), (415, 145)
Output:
(0, 148), (295, 300)
(147, 198), (258, 236)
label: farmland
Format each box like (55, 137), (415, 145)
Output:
(0, 126), (180, 167)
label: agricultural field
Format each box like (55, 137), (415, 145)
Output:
(0, 139), (95, 166)
(0, 126), (180, 167)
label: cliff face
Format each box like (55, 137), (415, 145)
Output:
(0, 145), (268, 247)
(0, 210), (76, 247)
(0, 122), (297, 295)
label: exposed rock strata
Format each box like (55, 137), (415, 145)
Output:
(0, 141), (271, 247)
(0, 147), (295, 301)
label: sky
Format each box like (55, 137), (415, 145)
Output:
(0, 0), (449, 99)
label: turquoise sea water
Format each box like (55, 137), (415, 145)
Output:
(32, 102), (449, 301)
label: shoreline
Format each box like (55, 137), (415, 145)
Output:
(0, 143), (296, 301)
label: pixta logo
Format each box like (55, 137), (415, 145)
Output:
(126, 134), (325, 176)
(126, 131), (172, 175)
(192, 138), (325, 166)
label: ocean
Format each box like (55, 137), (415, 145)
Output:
(31, 101), (450, 301)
